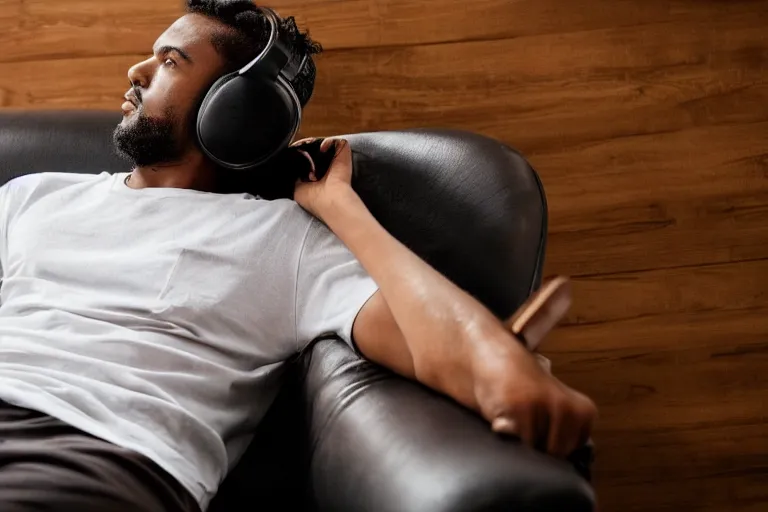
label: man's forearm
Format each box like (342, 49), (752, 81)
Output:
(322, 192), (526, 408)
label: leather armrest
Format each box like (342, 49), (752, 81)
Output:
(302, 339), (596, 512)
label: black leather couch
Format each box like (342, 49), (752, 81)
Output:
(0, 110), (595, 512)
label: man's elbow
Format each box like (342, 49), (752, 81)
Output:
(352, 291), (417, 379)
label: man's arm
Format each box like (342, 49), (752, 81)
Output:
(293, 139), (596, 458)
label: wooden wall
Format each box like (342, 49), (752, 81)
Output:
(2, 1), (767, 510)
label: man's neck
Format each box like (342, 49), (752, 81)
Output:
(126, 154), (219, 193)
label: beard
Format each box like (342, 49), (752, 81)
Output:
(113, 107), (185, 167)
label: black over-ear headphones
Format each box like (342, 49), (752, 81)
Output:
(196, 7), (309, 170)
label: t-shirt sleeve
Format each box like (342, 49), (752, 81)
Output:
(294, 217), (380, 352)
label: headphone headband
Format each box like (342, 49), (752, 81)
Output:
(239, 7), (308, 83)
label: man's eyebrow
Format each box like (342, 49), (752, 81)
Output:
(153, 45), (193, 64)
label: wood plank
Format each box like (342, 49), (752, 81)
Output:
(595, 424), (768, 512)
(306, 11), (768, 152)
(0, 0), (19, 30)
(538, 259), (768, 511)
(548, 307), (768, 510)
(546, 308), (768, 511)
(559, 337), (767, 432)
(562, 259), (768, 327)
(540, 122), (768, 275)
(0, 55), (129, 108)
(597, 422), (768, 485)
(315, 12), (768, 276)
(1, 0), (180, 64)
(549, 304), (768, 362)
(546, 189), (768, 276)
(547, 273), (768, 418)
(538, 121), (768, 204)
(2, 0), (766, 62)
(602, 477), (768, 512)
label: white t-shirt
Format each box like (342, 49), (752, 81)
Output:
(0, 171), (379, 510)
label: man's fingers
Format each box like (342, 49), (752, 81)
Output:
(545, 399), (565, 457)
(320, 138), (350, 156)
(492, 417), (517, 435)
(551, 393), (597, 458)
(320, 137), (338, 153)
(322, 139), (353, 180)
(534, 353), (552, 374)
(547, 408), (575, 458)
(492, 414), (534, 446)
(492, 391), (547, 447)
(291, 137), (320, 147)
(578, 399), (597, 447)
(296, 150), (316, 176)
(516, 411), (537, 447)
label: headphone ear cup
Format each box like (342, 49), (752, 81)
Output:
(196, 73), (300, 169)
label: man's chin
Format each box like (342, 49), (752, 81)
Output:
(112, 111), (183, 167)
(120, 111), (137, 126)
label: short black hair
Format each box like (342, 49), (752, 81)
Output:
(186, 0), (323, 107)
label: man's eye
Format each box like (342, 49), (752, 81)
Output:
(164, 58), (176, 67)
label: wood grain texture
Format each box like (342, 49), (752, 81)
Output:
(547, 261), (768, 510)
(2, 0), (767, 61)
(547, 306), (768, 512)
(563, 259), (768, 327)
(1, 0), (767, 510)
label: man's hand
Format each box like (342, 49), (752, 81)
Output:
(470, 334), (597, 457)
(292, 137), (355, 220)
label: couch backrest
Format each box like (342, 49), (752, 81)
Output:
(0, 110), (546, 318)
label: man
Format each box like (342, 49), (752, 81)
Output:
(0, 1), (596, 511)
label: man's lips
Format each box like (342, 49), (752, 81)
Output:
(124, 90), (139, 106)
(122, 91), (139, 115)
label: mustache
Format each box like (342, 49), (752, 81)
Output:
(129, 80), (143, 106)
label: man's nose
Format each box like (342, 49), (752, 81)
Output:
(127, 57), (154, 89)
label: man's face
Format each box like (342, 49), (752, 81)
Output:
(114, 14), (228, 166)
